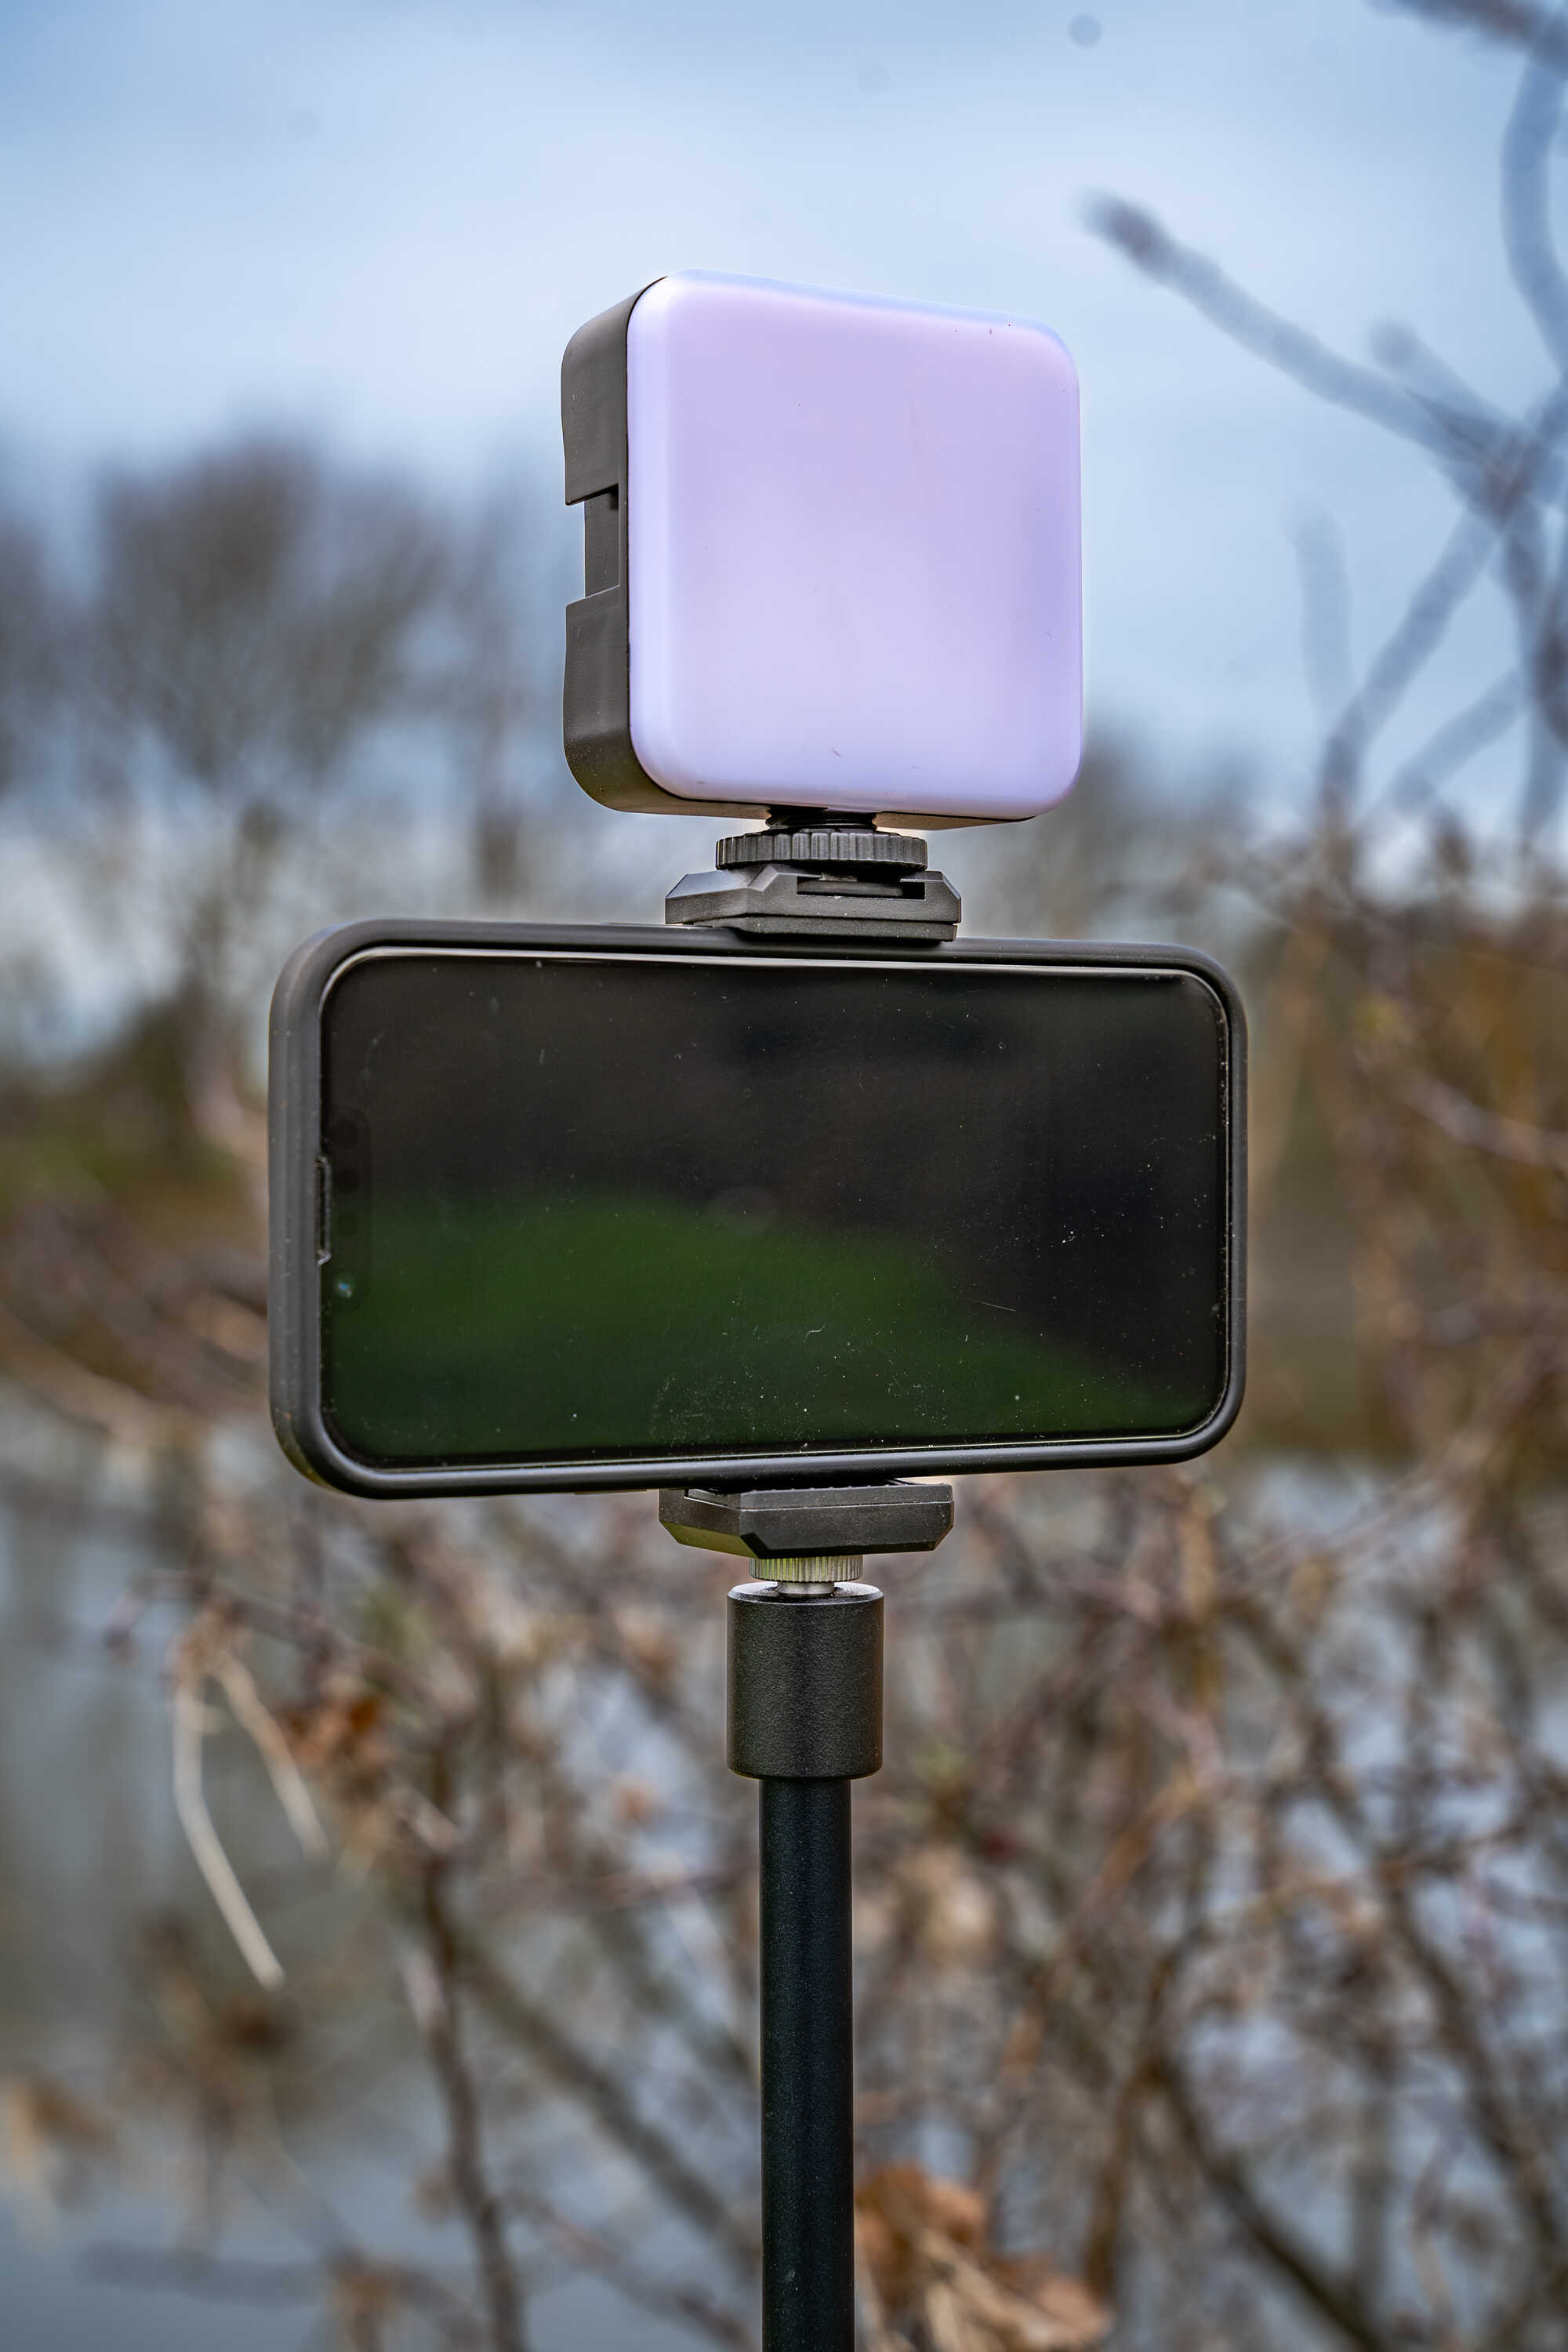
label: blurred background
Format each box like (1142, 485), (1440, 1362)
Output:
(4, 1), (1568, 2345)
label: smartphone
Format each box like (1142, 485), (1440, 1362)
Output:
(268, 921), (1245, 1496)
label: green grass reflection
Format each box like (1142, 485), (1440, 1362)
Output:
(323, 1196), (1196, 1464)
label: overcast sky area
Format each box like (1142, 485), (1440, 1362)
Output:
(0, 0), (1542, 811)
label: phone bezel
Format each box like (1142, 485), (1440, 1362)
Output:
(269, 919), (1247, 1497)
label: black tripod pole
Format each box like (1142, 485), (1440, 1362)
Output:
(760, 1775), (854, 2346)
(731, 1571), (882, 2352)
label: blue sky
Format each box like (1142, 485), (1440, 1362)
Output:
(0, 0), (1540, 801)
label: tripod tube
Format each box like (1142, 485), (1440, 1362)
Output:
(760, 1777), (854, 2352)
(728, 1577), (883, 2352)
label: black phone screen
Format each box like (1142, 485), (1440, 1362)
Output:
(317, 947), (1231, 1470)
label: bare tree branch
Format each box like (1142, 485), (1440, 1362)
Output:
(1379, 0), (1568, 77)
(1087, 197), (1477, 463)
(1501, 16), (1568, 376)
(416, 1857), (532, 2352)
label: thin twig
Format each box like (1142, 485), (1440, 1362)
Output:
(171, 1675), (285, 1989)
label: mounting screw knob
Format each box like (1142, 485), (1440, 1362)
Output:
(715, 826), (927, 875)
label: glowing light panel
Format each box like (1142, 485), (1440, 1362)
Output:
(624, 272), (1081, 821)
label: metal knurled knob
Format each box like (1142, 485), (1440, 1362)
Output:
(715, 826), (927, 874)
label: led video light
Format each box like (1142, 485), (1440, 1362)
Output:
(562, 270), (1081, 826)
